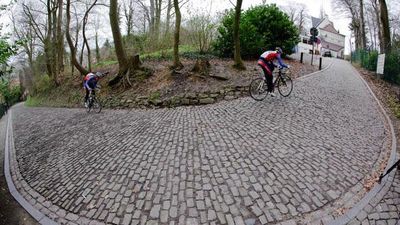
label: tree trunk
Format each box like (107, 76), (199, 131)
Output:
(371, 0), (383, 52)
(79, 41), (85, 65)
(95, 32), (100, 63)
(46, 0), (55, 83)
(56, 0), (64, 75)
(123, 0), (134, 36)
(149, 0), (155, 34)
(108, 0), (142, 86)
(110, 0), (129, 73)
(154, 0), (162, 39)
(172, 0), (182, 69)
(359, 0), (367, 49)
(65, 0), (89, 75)
(165, 0), (172, 35)
(379, 0), (391, 53)
(366, 11), (375, 50)
(82, 0), (98, 72)
(233, 0), (245, 70)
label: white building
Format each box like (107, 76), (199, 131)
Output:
(296, 17), (345, 58)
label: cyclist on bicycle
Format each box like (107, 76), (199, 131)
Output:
(258, 47), (290, 96)
(83, 72), (103, 107)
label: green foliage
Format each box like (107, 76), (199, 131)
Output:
(148, 91), (161, 103)
(352, 47), (400, 85)
(0, 78), (21, 105)
(95, 60), (118, 67)
(213, 4), (300, 58)
(0, 38), (19, 76)
(353, 50), (379, 71)
(25, 95), (42, 107)
(33, 74), (53, 94)
(388, 96), (400, 118)
(123, 34), (148, 53)
(383, 50), (400, 84)
(365, 51), (379, 71)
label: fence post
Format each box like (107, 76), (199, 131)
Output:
(319, 57), (322, 70)
(300, 52), (303, 63)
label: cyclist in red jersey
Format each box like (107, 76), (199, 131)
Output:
(83, 72), (102, 106)
(258, 47), (290, 96)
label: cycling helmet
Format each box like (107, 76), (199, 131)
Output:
(95, 72), (102, 77)
(275, 47), (283, 54)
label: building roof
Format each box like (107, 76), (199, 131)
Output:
(311, 17), (323, 28)
(320, 37), (344, 52)
(320, 24), (346, 37)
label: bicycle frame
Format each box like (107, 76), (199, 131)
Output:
(259, 68), (286, 87)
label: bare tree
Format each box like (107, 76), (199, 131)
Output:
(165, 0), (172, 35)
(82, 0), (98, 71)
(187, 11), (216, 53)
(379, 0), (391, 52)
(283, 2), (308, 34)
(94, 15), (101, 62)
(333, 0), (363, 50)
(369, 0), (383, 51)
(108, 0), (142, 86)
(21, 0), (63, 85)
(11, 11), (36, 92)
(359, 0), (367, 48)
(65, 0), (89, 75)
(233, 0), (245, 70)
(123, 0), (135, 36)
(172, 0), (183, 68)
(110, 0), (128, 72)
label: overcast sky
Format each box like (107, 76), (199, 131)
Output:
(0, 0), (368, 55)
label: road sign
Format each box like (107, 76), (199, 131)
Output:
(309, 36), (320, 44)
(310, 27), (319, 37)
(376, 54), (385, 74)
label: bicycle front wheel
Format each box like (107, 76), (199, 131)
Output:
(277, 75), (293, 97)
(249, 78), (268, 101)
(91, 98), (102, 113)
(86, 99), (92, 113)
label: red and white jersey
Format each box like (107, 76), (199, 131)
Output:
(260, 51), (279, 61)
(84, 73), (98, 81)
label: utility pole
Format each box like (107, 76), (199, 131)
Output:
(310, 27), (318, 66)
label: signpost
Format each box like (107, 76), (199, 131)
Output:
(376, 54), (385, 76)
(310, 27), (319, 65)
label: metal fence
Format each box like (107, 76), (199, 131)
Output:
(352, 48), (400, 85)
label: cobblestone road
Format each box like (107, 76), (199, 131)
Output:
(11, 59), (392, 224)
(358, 170), (400, 225)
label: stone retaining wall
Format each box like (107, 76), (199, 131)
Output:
(102, 85), (249, 109)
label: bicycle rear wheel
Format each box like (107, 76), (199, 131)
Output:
(91, 98), (102, 113)
(277, 75), (293, 97)
(249, 78), (268, 101)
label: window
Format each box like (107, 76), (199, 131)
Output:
(303, 38), (308, 44)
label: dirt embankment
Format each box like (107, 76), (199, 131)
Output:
(29, 57), (318, 109)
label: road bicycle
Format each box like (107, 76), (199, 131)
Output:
(83, 71), (109, 113)
(85, 88), (102, 113)
(249, 67), (293, 101)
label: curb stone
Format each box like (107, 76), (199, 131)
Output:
(4, 105), (105, 224)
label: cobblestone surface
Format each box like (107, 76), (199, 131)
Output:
(352, 170), (400, 225)
(12, 59), (389, 224)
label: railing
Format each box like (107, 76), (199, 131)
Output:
(379, 159), (400, 183)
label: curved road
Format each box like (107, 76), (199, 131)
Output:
(11, 59), (388, 224)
